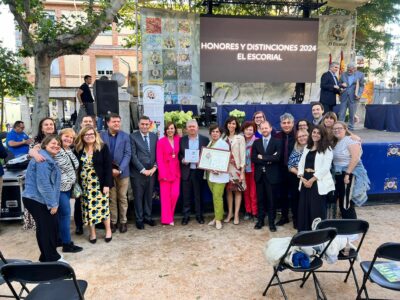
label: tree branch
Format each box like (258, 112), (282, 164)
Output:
(5, 0), (35, 51)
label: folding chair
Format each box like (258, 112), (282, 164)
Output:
(1, 262), (88, 300)
(356, 242), (400, 300)
(314, 219), (369, 294)
(263, 228), (337, 300)
(0, 251), (30, 298)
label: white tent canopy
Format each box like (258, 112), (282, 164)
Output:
(327, 0), (370, 11)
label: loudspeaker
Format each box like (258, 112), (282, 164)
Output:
(95, 80), (119, 116)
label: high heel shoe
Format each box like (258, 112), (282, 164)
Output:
(208, 219), (216, 226)
(216, 220), (222, 230)
(89, 236), (97, 244)
(224, 215), (233, 223)
(105, 236), (112, 243)
(233, 216), (240, 225)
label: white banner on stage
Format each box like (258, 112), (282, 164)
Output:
(308, 15), (355, 102)
(143, 85), (164, 137)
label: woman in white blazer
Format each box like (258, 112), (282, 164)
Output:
(297, 125), (334, 231)
(206, 124), (230, 230)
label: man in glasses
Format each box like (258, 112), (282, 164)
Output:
(6, 121), (32, 157)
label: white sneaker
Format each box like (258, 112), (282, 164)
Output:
(57, 256), (69, 264)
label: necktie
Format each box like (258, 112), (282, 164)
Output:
(144, 135), (150, 152)
(284, 135), (289, 166)
(263, 138), (268, 151)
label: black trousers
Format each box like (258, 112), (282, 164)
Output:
(83, 102), (95, 116)
(335, 172), (357, 219)
(74, 197), (83, 229)
(182, 169), (203, 218)
(322, 103), (335, 113)
(256, 175), (276, 225)
(287, 172), (299, 223)
(22, 198), (61, 262)
(131, 172), (155, 223)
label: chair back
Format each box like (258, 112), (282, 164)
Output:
(316, 219), (369, 235)
(291, 228), (337, 247)
(1, 262), (74, 284)
(376, 242), (400, 261)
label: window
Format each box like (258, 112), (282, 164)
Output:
(50, 58), (60, 76)
(45, 10), (56, 23)
(96, 57), (113, 76)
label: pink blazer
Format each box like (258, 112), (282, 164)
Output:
(156, 136), (181, 181)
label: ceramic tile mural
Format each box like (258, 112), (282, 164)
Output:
(141, 8), (201, 105)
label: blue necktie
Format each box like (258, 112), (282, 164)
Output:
(144, 135), (150, 152)
(263, 138), (268, 151)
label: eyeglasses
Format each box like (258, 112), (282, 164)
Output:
(84, 133), (95, 137)
(333, 128), (344, 132)
(297, 135), (308, 139)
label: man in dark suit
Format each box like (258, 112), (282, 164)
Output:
(178, 119), (209, 225)
(130, 115), (158, 230)
(320, 62), (340, 112)
(273, 113), (296, 228)
(100, 113), (131, 233)
(251, 121), (282, 232)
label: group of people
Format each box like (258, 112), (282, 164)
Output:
(7, 97), (369, 263)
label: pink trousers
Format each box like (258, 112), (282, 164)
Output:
(160, 179), (180, 224)
(244, 172), (258, 216)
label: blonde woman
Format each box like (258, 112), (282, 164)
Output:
(75, 126), (113, 243)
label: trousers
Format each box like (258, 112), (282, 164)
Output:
(58, 190), (72, 244)
(207, 181), (225, 221)
(109, 176), (129, 224)
(159, 179), (180, 224)
(244, 172), (257, 216)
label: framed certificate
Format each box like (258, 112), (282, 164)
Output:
(198, 147), (230, 173)
(184, 149), (200, 163)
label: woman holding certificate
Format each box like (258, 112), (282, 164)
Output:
(206, 124), (230, 230)
(156, 122), (181, 225)
(223, 117), (246, 225)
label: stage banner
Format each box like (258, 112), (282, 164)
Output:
(308, 15), (355, 102)
(140, 8), (201, 106)
(143, 85), (164, 137)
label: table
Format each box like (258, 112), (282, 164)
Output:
(364, 104), (400, 132)
(164, 104), (199, 116)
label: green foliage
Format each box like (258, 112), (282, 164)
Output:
(0, 43), (33, 99)
(164, 110), (193, 129)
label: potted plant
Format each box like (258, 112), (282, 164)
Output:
(229, 109), (246, 125)
(164, 110), (194, 136)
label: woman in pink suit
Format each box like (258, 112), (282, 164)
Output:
(157, 122), (181, 225)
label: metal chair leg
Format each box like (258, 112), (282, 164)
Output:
(275, 273), (288, 300)
(263, 267), (278, 296)
(300, 271), (312, 288)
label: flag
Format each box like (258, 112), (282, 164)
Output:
(329, 53), (332, 67)
(339, 50), (345, 78)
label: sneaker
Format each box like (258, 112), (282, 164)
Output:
(57, 256), (69, 264)
(62, 242), (83, 253)
(243, 213), (251, 221)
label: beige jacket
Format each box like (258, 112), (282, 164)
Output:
(226, 134), (246, 170)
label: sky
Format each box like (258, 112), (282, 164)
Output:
(0, 5), (15, 51)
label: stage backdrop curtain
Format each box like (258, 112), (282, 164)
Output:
(364, 105), (400, 132)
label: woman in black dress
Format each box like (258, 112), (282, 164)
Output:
(296, 125), (335, 232)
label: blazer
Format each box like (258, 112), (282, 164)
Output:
(130, 131), (157, 174)
(297, 147), (335, 195)
(339, 71), (365, 101)
(251, 136), (282, 184)
(178, 134), (209, 181)
(225, 134), (246, 169)
(320, 71), (340, 105)
(100, 130), (131, 178)
(206, 138), (230, 184)
(156, 136), (181, 182)
(75, 144), (113, 191)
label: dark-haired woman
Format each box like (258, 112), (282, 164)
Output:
(297, 125), (335, 231)
(296, 119), (312, 134)
(24, 117), (58, 230)
(156, 122), (180, 225)
(252, 111), (266, 138)
(22, 135), (62, 262)
(223, 117), (246, 225)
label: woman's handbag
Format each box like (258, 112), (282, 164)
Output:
(66, 150), (82, 198)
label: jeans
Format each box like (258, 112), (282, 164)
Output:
(58, 190), (72, 244)
(339, 96), (358, 130)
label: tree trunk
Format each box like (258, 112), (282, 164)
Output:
(32, 53), (52, 137)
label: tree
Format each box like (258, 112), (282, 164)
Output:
(0, 43), (33, 130)
(2, 0), (126, 135)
